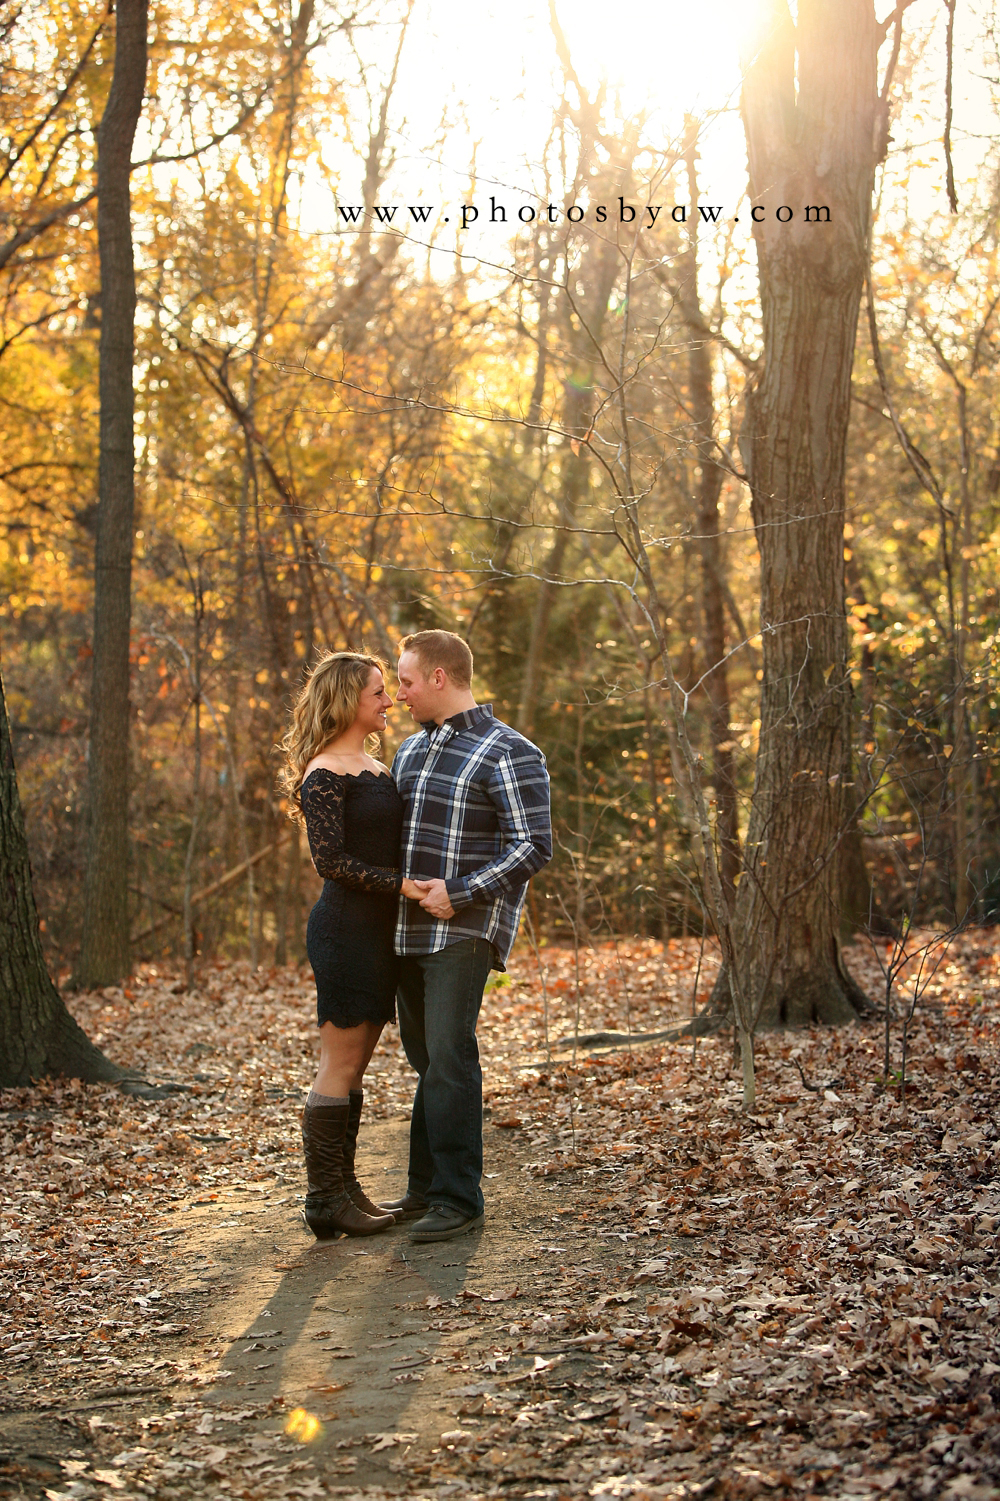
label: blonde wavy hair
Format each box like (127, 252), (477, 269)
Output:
(278, 650), (386, 818)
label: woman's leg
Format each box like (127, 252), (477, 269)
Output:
(314, 1021), (394, 1218)
(312, 1019), (383, 1097)
(302, 1020), (392, 1238)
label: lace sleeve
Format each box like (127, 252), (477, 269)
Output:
(301, 772), (402, 893)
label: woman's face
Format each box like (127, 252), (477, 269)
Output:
(354, 666), (393, 736)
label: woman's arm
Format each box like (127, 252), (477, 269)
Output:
(301, 774), (402, 893)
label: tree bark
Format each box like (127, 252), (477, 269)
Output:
(1, 670), (124, 1087)
(77, 0), (148, 986)
(714, 0), (879, 1026)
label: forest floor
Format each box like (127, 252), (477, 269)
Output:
(2, 932), (1000, 1501)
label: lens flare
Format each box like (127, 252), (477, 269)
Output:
(285, 1407), (323, 1444)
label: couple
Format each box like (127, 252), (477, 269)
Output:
(280, 630), (552, 1244)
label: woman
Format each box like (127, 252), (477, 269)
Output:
(280, 651), (425, 1238)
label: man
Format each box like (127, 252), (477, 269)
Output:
(380, 630), (552, 1243)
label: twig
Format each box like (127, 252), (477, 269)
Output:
(525, 909), (551, 1067)
(788, 1059), (839, 1095)
(690, 931), (705, 1070)
(943, 0), (959, 213)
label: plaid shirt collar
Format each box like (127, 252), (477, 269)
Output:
(417, 703), (495, 737)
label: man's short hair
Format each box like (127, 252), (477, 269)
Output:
(398, 629), (473, 689)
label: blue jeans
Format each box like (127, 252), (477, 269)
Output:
(396, 938), (495, 1218)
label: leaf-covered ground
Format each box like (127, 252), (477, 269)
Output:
(2, 932), (999, 1499)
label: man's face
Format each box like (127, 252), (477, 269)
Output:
(396, 650), (440, 723)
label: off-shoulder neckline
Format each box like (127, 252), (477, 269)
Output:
(302, 766), (394, 787)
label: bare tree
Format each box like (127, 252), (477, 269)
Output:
(77, 0), (148, 986)
(677, 119), (741, 903)
(709, 0), (906, 1026)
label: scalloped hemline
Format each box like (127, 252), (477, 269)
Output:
(316, 999), (398, 1030)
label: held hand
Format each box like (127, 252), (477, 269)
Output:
(417, 877), (455, 919)
(401, 877), (431, 901)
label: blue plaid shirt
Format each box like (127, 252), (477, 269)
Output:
(391, 704), (552, 967)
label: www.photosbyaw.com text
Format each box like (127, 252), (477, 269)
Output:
(333, 196), (833, 230)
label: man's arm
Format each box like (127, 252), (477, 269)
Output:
(440, 743), (552, 913)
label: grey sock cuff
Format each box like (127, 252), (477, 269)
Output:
(306, 1091), (349, 1109)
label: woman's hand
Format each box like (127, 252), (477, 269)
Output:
(401, 877), (431, 901)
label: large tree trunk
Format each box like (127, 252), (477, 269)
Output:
(1, 671), (124, 1087)
(77, 0), (148, 986)
(714, 0), (879, 1027)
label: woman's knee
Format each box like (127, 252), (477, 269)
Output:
(319, 1022), (368, 1066)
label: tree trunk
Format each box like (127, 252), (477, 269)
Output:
(1, 671), (124, 1087)
(644, 686), (667, 937)
(842, 562), (879, 934)
(182, 591), (203, 991)
(679, 122), (741, 903)
(952, 380), (974, 921)
(77, 0), (148, 986)
(514, 67), (630, 736)
(515, 237), (619, 735)
(274, 822), (302, 966)
(714, 0), (879, 1027)
(840, 817), (878, 934)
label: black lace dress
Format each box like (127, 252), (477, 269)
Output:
(301, 769), (404, 1029)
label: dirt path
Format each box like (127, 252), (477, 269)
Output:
(3, 1115), (647, 1500)
(158, 1115), (632, 1482)
(5, 939), (1000, 1500)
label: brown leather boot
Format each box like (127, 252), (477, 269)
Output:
(343, 1090), (400, 1221)
(377, 1191), (430, 1221)
(301, 1100), (393, 1239)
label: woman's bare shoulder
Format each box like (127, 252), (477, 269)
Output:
(303, 752), (389, 780)
(302, 752), (353, 779)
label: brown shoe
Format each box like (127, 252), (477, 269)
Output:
(302, 1101), (393, 1238)
(377, 1191), (429, 1222)
(304, 1189), (391, 1238)
(343, 1090), (395, 1220)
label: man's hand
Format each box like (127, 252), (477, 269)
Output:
(417, 877), (455, 919)
(401, 877), (431, 901)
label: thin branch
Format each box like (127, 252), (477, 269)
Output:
(651, 262), (757, 373)
(0, 7), (109, 190)
(943, 0), (959, 213)
(0, 190), (97, 273)
(131, 93), (272, 168)
(864, 262), (951, 513)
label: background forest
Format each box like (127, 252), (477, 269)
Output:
(2, 0), (999, 983)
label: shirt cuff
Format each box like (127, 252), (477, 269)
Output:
(444, 876), (474, 910)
